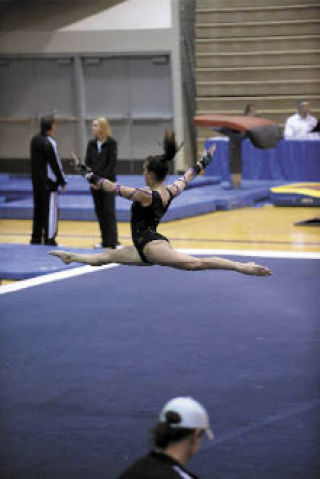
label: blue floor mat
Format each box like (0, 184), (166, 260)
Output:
(0, 174), (220, 199)
(0, 243), (105, 280)
(208, 180), (279, 210)
(0, 180), (287, 221)
(0, 257), (319, 478)
(0, 187), (219, 222)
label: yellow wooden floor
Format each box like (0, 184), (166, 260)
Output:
(1, 205), (319, 253)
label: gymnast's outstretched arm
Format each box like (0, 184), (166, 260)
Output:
(167, 144), (216, 198)
(94, 144), (216, 203)
(72, 152), (152, 206)
(72, 142), (215, 204)
(98, 180), (152, 206)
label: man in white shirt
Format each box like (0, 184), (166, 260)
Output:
(284, 100), (318, 139)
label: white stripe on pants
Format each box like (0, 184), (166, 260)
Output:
(48, 191), (58, 240)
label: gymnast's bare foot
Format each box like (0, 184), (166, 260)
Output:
(49, 250), (74, 264)
(238, 262), (272, 276)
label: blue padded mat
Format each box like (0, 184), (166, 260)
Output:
(0, 188), (218, 221)
(270, 193), (320, 207)
(270, 183), (320, 206)
(0, 180), (287, 221)
(208, 181), (279, 210)
(0, 243), (104, 280)
(0, 257), (319, 478)
(0, 174), (10, 182)
(0, 174), (220, 199)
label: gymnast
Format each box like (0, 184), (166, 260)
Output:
(50, 131), (272, 276)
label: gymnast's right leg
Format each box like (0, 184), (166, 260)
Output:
(49, 246), (147, 266)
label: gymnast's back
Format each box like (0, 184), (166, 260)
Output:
(131, 189), (173, 234)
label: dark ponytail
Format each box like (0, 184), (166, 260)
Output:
(145, 130), (178, 181)
(150, 411), (194, 449)
(162, 130), (178, 163)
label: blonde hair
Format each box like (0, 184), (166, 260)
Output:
(95, 117), (112, 140)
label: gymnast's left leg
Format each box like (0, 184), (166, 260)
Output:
(143, 241), (272, 276)
(49, 246), (147, 266)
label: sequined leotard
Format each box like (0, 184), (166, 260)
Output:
(131, 189), (174, 263)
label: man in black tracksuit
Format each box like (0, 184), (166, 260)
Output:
(30, 116), (67, 246)
(85, 121), (118, 248)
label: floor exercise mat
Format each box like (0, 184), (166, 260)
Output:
(0, 256), (319, 478)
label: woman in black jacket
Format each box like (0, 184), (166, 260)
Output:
(85, 117), (118, 248)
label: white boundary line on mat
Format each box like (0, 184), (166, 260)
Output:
(178, 248), (320, 259)
(0, 263), (118, 295)
(1, 248), (319, 295)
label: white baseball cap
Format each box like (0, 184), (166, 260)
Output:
(159, 397), (214, 440)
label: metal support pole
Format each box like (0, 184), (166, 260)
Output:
(127, 59), (134, 174)
(229, 133), (243, 189)
(73, 55), (87, 158)
(171, 0), (185, 173)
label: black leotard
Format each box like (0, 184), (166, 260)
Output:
(131, 189), (174, 263)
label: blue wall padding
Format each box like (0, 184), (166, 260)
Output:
(204, 138), (320, 182)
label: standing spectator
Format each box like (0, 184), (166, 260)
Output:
(284, 100), (318, 139)
(117, 397), (214, 479)
(85, 117), (118, 249)
(244, 104), (259, 117)
(30, 115), (67, 246)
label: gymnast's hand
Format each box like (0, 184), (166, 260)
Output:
(71, 152), (92, 177)
(89, 183), (101, 191)
(86, 172), (104, 189)
(71, 151), (80, 168)
(199, 144), (216, 170)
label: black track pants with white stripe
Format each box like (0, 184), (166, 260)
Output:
(31, 189), (58, 243)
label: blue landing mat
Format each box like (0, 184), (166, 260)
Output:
(0, 258), (319, 479)
(0, 181), (287, 221)
(0, 174), (220, 199)
(0, 244), (104, 280)
(207, 180), (283, 210)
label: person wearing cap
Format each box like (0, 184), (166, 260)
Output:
(117, 397), (213, 479)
